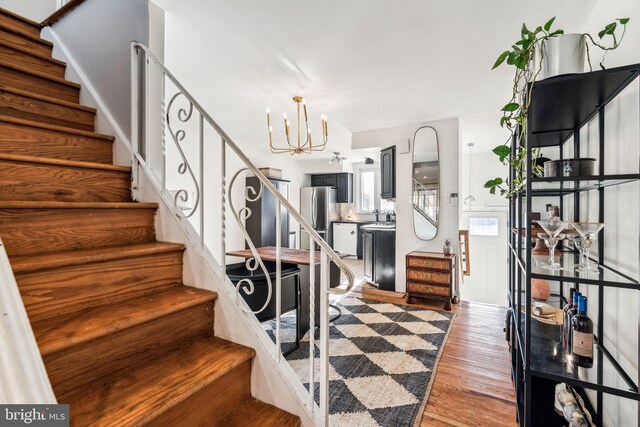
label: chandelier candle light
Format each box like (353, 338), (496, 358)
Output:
(267, 96), (328, 154)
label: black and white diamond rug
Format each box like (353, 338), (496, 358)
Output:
(263, 296), (455, 427)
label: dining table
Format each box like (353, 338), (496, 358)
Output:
(226, 246), (345, 340)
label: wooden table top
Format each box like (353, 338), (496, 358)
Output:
(226, 246), (324, 265)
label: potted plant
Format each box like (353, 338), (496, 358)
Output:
(484, 17), (630, 199)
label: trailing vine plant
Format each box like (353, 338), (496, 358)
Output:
(484, 17), (630, 199)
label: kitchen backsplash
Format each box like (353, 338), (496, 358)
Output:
(337, 203), (396, 222)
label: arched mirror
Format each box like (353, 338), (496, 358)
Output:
(412, 126), (439, 240)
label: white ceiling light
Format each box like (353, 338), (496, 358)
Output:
(329, 152), (347, 164)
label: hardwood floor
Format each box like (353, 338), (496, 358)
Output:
(347, 283), (518, 427)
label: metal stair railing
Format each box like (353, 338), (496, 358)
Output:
(131, 42), (355, 427)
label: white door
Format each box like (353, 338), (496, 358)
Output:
(333, 223), (358, 256)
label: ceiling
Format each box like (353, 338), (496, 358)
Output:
(152, 0), (599, 159)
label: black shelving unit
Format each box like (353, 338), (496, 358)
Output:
(508, 64), (640, 426)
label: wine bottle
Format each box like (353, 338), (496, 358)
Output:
(571, 296), (594, 368)
(562, 288), (576, 351)
(565, 291), (581, 354)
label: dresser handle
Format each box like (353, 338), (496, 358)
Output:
(423, 273), (432, 279)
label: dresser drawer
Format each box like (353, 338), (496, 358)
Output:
(406, 256), (450, 271)
(406, 268), (451, 285)
(407, 281), (451, 297)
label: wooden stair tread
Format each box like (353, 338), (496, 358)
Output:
(33, 286), (217, 356)
(0, 114), (111, 139)
(218, 398), (301, 427)
(0, 85), (93, 111)
(0, 39), (65, 65)
(0, 200), (157, 209)
(0, 60), (76, 87)
(70, 337), (255, 426)
(0, 7), (42, 29)
(0, 22), (51, 48)
(0, 153), (128, 172)
(0, 12), (45, 43)
(10, 241), (184, 274)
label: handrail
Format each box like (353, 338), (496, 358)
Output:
(131, 42), (354, 293)
(0, 238), (56, 404)
(41, 0), (86, 27)
(412, 178), (438, 225)
(412, 178), (437, 197)
(131, 42), (354, 426)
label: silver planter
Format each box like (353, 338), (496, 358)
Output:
(541, 34), (585, 79)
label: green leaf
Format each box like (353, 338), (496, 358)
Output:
(600, 22), (617, 38)
(521, 23), (530, 36)
(494, 177), (504, 185)
(492, 51), (510, 69)
(550, 29), (564, 36)
(534, 26), (542, 34)
(492, 145), (511, 162)
(543, 17), (555, 32)
(619, 18), (630, 25)
(500, 116), (509, 127)
(501, 102), (520, 112)
(484, 179), (495, 189)
(489, 187), (496, 195)
(507, 50), (518, 65)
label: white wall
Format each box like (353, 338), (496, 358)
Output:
(352, 118), (459, 292)
(580, 1), (640, 425)
(0, 0), (55, 22)
(47, 0), (149, 142)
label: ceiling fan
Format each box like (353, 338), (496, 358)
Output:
(329, 152), (347, 164)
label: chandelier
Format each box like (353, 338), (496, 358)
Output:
(267, 96), (328, 154)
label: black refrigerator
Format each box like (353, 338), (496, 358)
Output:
(245, 176), (290, 248)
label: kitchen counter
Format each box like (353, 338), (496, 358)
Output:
(330, 221), (381, 259)
(360, 224), (396, 231)
(331, 220), (376, 224)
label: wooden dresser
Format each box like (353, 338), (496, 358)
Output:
(406, 251), (458, 310)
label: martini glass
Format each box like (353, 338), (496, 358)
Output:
(538, 232), (567, 269)
(568, 235), (588, 270)
(536, 220), (569, 270)
(571, 222), (605, 273)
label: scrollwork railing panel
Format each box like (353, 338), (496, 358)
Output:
(228, 168), (273, 315)
(165, 92), (201, 219)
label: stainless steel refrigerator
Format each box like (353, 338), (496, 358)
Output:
(300, 187), (338, 249)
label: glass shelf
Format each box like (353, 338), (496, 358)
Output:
(510, 244), (640, 289)
(530, 174), (640, 196)
(524, 315), (640, 400)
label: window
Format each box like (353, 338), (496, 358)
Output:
(356, 165), (396, 213)
(359, 170), (376, 212)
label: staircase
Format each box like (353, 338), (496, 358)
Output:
(0, 8), (300, 427)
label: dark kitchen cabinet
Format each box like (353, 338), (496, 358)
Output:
(310, 172), (353, 203)
(380, 146), (396, 199)
(324, 174), (337, 188)
(362, 227), (395, 291)
(336, 173), (353, 204)
(245, 176), (290, 248)
(311, 175), (324, 186)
